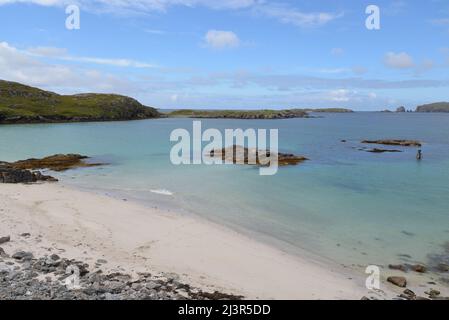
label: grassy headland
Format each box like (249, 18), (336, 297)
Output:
(0, 80), (160, 124)
(416, 102), (449, 113)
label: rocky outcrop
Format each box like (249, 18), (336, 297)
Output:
(9, 154), (105, 172)
(210, 145), (308, 166)
(1, 154), (105, 183)
(362, 140), (422, 147)
(0, 166), (57, 184)
(396, 106), (406, 113)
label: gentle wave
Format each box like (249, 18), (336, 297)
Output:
(150, 189), (174, 196)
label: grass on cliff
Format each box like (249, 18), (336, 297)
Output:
(0, 80), (159, 120)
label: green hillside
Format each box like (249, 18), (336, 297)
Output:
(0, 80), (160, 124)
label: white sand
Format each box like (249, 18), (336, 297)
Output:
(0, 183), (379, 300)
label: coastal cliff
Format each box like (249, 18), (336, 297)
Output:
(416, 102), (449, 113)
(0, 80), (160, 124)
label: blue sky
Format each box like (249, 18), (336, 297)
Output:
(1, 0), (449, 110)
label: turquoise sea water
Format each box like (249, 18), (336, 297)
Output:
(1, 113), (449, 274)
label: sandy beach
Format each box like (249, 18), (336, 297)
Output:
(0, 182), (378, 300)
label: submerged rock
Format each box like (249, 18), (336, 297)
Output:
(361, 140), (422, 147)
(389, 264), (407, 272)
(411, 264), (427, 273)
(366, 148), (402, 153)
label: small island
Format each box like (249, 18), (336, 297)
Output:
(0, 80), (160, 124)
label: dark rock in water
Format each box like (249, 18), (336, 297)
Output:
(20, 233), (31, 237)
(12, 251), (34, 261)
(387, 276), (407, 288)
(0, 236), (10, 245)
(389, 264), (407, 272)
(0, 166), (57, 184)
(411, 264), (427, 273)
(366, 148), (402, 153)
(361, 140), (422, 147)
(210, 145), (308, 167)
(396, 106), (406, 113)
(401, 231), (415, 237)
(0, 247), (7, 257)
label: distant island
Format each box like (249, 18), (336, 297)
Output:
(167, 109), (310, 119)
(167, 108), (353, 119)
(416, 102), (449, 113)
(0, 80), (160, 124)
(303, 108), (353, 113)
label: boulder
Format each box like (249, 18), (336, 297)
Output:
(387, 276), (407, 288)
(12, 251), (34, 261)
(0, 236), (10, 245)
(411, 264), (427, 273)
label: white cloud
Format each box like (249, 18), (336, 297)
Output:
(26, 46), (157, 68)
(204, 30), (240, 49)
(384, 52), (414, 69)
(254, 3), (343, 27)
(0, 0), (259, 12)
(0, 41), (133, 93)
(0, 0), (342, 29)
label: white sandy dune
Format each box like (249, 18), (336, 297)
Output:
(0, 183), (379, 300)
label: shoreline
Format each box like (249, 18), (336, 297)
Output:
(0, 182), (379, 300)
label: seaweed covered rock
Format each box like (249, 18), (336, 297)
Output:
(9, 154), (105, 172)
(361, 140), (422, 147)
(210, 145), (308, 166)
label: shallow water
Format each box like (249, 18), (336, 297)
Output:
(1, 113), (449, 273)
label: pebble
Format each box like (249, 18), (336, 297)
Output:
(0, 250), (243, 301)
(0, 236), (10, 245)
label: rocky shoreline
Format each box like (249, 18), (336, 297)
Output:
(0, 235), (243, 300)
(0, 154), (105, 184)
